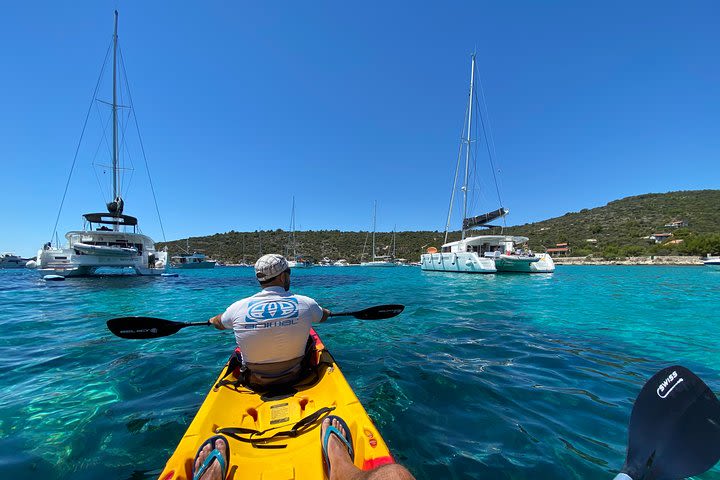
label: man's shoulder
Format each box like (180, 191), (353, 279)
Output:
(226, 296), (255, 311)
(289, 293), (319, 306)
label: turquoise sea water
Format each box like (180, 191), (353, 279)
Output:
(1, 265), (719, 479)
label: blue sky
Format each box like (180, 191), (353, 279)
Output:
(1, 1), (718, 257)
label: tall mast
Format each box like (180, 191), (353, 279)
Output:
(291, 196), (296, 258)
(392, 225), (396, 258)
(372, 201), (377, 261)
(461, 54), (475, 241)
(112, 10), (119, 204)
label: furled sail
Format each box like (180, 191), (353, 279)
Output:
(462, 207), (509, 230)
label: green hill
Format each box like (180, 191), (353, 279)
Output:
(158, 190), (720, 263)
(503, 189), (720, 258)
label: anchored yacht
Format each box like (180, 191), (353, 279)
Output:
(704, 256), (720, 268)
(420, 54), (553, 274)
(423, 234), (554, 273)
(35, 11), (168, 278)
(285, 197), (312, 268)
(0, 253), (30, 269)
(360, 201), (397, 267)
(171, 252), (216, 269)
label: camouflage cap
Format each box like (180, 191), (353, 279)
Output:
(254, 254), (289, 281)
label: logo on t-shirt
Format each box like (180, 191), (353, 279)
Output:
(245, 297), (299, 327)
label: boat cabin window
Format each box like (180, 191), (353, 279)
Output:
(441, 246), (450, 253)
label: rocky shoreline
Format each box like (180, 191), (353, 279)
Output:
(553, 255), (704, 266)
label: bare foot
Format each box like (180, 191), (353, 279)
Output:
(322, 417), (353, 473)
(194, 437), (228, 480)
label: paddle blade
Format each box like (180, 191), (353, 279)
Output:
(353, 304), (404, 320)
(106, 316), (186, 339)
(621, 365), (720, 480)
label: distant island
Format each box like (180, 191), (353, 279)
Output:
(157, 189), (720, 264)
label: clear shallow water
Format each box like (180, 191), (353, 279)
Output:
(1, 265), (719, 479)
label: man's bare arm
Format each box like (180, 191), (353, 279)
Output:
(209, 314), (226, 330)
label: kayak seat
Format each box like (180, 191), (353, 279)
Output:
(214, 334), (335, 396)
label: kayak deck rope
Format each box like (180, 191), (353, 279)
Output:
(216, 406), (336, 449)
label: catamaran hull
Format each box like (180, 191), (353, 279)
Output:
(420, 252), (497, 273)
(360, 261), (396, 267)
(495, 253), (555, 273)
(36, 241), (168, 278)
(37, 265), (168, 277)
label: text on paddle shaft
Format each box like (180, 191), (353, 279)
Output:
(656, 370), (684, 399)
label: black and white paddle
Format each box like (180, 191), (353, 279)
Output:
(106, 304), (405, 339)
(614, 365), (720, 479)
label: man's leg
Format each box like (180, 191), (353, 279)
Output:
(322, 417), (416, 480)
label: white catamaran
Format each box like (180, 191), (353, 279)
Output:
(421, 54), (554, 274)
(34, 11), (168, 278)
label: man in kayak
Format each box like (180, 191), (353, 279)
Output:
(192, 417), (417, 480)
(209, 253), (330, 386)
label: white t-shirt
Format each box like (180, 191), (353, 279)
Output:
(220, 286), (324, 364)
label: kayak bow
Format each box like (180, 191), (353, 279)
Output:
(158, 329), (394, 479)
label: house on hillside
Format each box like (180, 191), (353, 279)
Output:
(648, 233), (673, 244)
(546, 242), (570, 257)
(664, 219), (688, 228)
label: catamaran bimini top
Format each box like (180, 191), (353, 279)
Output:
(82, 213), (138, 231)
(441, 235), (529, 253)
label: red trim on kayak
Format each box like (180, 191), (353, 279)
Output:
(159, 470), (174, 480)
(362, 456), (394, 470)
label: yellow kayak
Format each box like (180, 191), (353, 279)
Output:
(158, 329), (394, 480)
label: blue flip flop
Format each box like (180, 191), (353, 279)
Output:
(192, 435), (230, 480)
(321, 415), (354, 478)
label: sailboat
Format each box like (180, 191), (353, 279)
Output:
(34, 11), (168, 278)
(286, 197), (312, 268)
(420, 54), (554, 274)
(360, 201), (396, 267)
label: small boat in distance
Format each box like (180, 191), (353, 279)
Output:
(420, 54), (553, 274)
(0, 253), (30, 269)
(34, 11), (168, 278)
(704, 255), (720, 268)
(171, 239), (216, 269)
(360, 201), (396, 267)
(171, 252), (216, 269)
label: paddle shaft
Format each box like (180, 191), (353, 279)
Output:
(107, 304), (403, 339)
